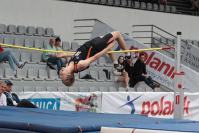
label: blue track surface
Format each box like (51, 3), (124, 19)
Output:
(0, 106), (199, 133)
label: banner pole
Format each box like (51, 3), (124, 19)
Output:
(174, 32), (184, 119)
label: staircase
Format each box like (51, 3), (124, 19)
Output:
(167, 0), (198, 15)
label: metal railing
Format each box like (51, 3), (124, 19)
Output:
(132, 24), (184, 58)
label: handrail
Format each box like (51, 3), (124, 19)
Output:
(133, 24), (176, 38)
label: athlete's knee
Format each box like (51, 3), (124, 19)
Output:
(111, 31), (121, 38)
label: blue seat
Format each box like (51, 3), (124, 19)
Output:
(0, 24), (6, 34)
(26, 26), (36, 35)
(45, 28), (54, 37)
(34, 39), (44, 48)
(5, 25), (17, 34)
(35, 27), (45, 36)
(24, 38), (34, 47)
(16, 25), (26, 35)
(14, 38), (24, 46)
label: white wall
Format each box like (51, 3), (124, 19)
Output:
(0, 0), (198, 42)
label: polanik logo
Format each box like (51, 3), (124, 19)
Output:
(119, 95), (142, 114)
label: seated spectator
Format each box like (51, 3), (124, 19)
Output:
(113, 56), (129, 91)
(130, 52), (159, 91)
(0, 81), (7, 106)
(54, 37), (67, 66)
(42, 38), (65, 74)
(0, 45), (27, 76)
(4, 80), (37, 108)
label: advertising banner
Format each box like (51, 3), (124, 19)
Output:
(18, 92), (102, 112)
(101, 92), (199, 121)
(17, 92), (199, 121)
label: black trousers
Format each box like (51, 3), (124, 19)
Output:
(129, 75), (155, 90)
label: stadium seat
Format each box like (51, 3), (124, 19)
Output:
(153, 3), (158, 11)
(14, 38), (24, 46)
(165, 5), (171, 12)
(35, 27), (45, 36)
(20, 52), (31, 62)
(0, 24), (6, 34)
(16, 25), (26, 35)
(34, 39), (44, 48)
(24, 86), (36, 92)
(89, 70), (99, 80)
(36, 86), (47, 91)
(97, 57), (107, 66)
(100, 0), (107, 4)
(134, 1), (140, 9)
(127, 0), (132, 7)
(171, 6), (176, 13)
(5, 24), (17, 34)
(159, 4), (165, 12)
(128, 87), (136, 92)
(109, 86), (118, 92)
(25, 68), (38, 80)
(71, 41), (79, 51)
(90, 86), (99, 92)
(68, 86), (79, 92)
(45, 27), (54, 37)
(114, 0), (120, 6)
(43, 39), (49, 49)
(79, 69), (90, 79)
(13, 86), (24, 92)
(4, 37), (14, 45)
(140, 2), (146, 9)
(4, 68), (15, 79)
(99, 87), (109, 92)
(147, 3), (152, 10)
(24, 38), (34, 47)
(16, 68), (27, 80)
(79, 86), (90, 92)
(47, 69), (59, 80)
(0, 67), (4, 79)
(193, 40), (199, 47)
(31, 52), (42, 63)
(58, 86), (69, 92)
(0, 38), (3, 43)
(121, 0), (127, 7)
(11, 49), (20, 61)
(62, 41), (70, 51)
(47, 86), (58, 92)
(37, 69), (48, 80)
(93, 0), (100, 4)
(118, 87), (126, 92)
(26, 26), (36, 35)
(98, 71), (107, 81)
(107, 0), (114, 5)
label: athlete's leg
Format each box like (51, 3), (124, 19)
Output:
(110, 31), (128, 50)
(107, 49), (116, 63)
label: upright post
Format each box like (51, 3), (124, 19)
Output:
(174, 32), (184, 119)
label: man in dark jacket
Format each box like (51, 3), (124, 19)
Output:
(4, 80), (37, 108)
(130, 52), (159, 90)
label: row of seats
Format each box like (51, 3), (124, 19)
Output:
(14, 86), (139, 92)
(0, 66), (113, 82)
(73, 0), (176, 13)
(0, 24), (54, 37)
(13, 82), (156, 92)
(9, 48), (112, 66)
(1, 36), (80, 51)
